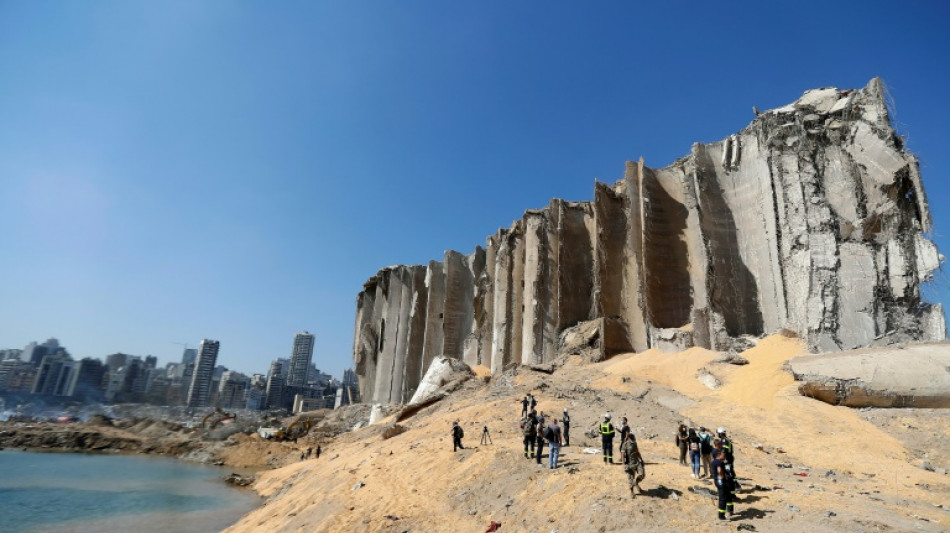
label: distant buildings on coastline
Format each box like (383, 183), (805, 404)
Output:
(0, 335), (358, 413)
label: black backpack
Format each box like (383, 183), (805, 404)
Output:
(700, 434), (712, 454)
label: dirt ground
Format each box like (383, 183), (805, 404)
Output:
(222, 335), (950, 533)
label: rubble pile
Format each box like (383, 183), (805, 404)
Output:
(354, 78), (945, 404)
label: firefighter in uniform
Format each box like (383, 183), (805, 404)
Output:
(718, 427), (740, 494)
(711, 448), (735, 519)
(599, 413), (615, 463)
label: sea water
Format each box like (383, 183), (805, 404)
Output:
(0, 450), (260, 533)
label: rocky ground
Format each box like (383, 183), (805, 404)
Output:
(0, 403), (371, 471)
(223, 335), (950, 533)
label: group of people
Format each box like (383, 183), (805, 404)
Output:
(519, 400), (569, 469)
(676, 423), (739, 520)
(298, 444), (321, 461)
(451, 394), (739, 518)
(597, 412), (646, 497)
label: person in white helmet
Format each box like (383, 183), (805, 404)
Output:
(717, 427), (739, 492)
(599, 413), (615, 463)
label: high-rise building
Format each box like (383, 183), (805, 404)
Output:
(69, 358), (106, 401)
(287, 332), (315, 388)
(31, 354), (74, 396)
(342, 368), (360, 404)
(264, 359), (286, 410)
(186, 339), (220, 408)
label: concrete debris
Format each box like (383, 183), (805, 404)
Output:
(353, 78), (945, 404)
(696, 367), (722, 390)
(407, 357), (474, 406)
(790, 343), (950, 407)
(381, 424), (406, 440)
(223, 473), (255, 487)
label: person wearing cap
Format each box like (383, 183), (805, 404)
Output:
(561, 409), (571, 446)
(599, 413), (616, 464)
(452, 421), (465, 451)
(698, 426), (714, 478)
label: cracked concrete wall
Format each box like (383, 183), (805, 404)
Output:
(420, 260), (445, 371)
(353, 78), (946, 404)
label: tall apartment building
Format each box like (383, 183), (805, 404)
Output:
(186, 339), (220, 408)
(264, 358), (287, 410)
(287, 332), (315, 388)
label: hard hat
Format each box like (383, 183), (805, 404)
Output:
(563, 408), (568, 412)
(604, 412), (611, 419)
(717, 427), (726, 434)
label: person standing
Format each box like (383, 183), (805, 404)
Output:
(529, 394), (537, 413)
(521, 395), (529, 418)
(711, 448), (735, 519)
(599, 413), (615, 464)
(534, 419), (546, 465)
(618, 417), (631, 462)
(676, 424), (689, 466)
(546, 419), (563, 469)
(561, 409), (571, 446)
(316, 445), (321, 458)
(452, 421), (465, 452)
(522, 411), (537, 458)
(698, 427), (713, 478)
(718, 427), (740, 492)
(687, 428), (702, 479)
(621, 432), (645, 498)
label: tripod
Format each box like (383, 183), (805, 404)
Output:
(480, 426), (492, 445)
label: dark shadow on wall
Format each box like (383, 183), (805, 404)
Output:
(642, 168), (693, 328)
(694, 146), (765, 337)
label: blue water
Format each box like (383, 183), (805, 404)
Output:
(0, 450), (260, 533)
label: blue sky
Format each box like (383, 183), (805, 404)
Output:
(1, 1), (948, 379)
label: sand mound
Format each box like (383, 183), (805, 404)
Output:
(223, 335), (950, 533)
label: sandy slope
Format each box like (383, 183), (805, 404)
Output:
(225, 336), (950, 533)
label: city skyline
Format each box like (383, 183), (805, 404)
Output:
(1, 3), (948, 380)
(0, 333), (344, 383)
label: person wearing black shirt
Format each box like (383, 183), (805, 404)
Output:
(711, 449), (735, 520)
(561, 409), (571, 446)
(452, 421), (465, 452)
